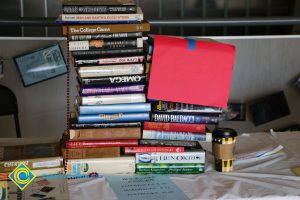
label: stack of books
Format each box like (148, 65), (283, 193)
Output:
(59, 0), (151, 175)
(121, 38), (224, 174)
(0, 142), (63, 180)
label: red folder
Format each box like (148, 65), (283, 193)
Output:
(147, 35), (236, 108)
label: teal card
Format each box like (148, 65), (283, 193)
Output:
(105, 174), (190, 200)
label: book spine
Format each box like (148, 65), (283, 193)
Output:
(0, 157), (63, 173)
(135, 152), (205, 164)
(78, 64), (144, 78)
(151, 112), (220, 124)
(138, 139), (201, 148)
(70, 32), (143, 41)
(80, 74), (149, 86)
(61, 12), (143, 22)
(63, 5), (137, 14)
(63, 147), (120, 159)
(124, 146), (184, 154)
(142, 130), (212, 142)
(66, 139), (139, 148)
(69, 38), (143, 51)
(136, 167), (204, 174)
(72, 48), (144, 59)
(77, 112), (150, 123)
(75, 55), (145, 66)
(63, 23), (150, 35)
(79, 94), (146, 105)
(136, 163), (204, 168)
(152, 101), (223, 113)
(79, 84), (146, 96)
(70, 121), (141, 129)
(79, 103), (151, 114)
(143, 121), (206, 133)
(66, 157), (135, 175)
(69, 127), (141, 140)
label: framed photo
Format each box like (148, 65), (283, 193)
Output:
(14, 44), (67, 87)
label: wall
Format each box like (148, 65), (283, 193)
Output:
(0, 36), (299, 138)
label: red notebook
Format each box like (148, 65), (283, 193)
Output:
(147, 35), (236, 108)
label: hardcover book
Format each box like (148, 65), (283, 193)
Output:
(68, 127), (141, 140)
(63, 4), (136, 14)
(62, 22), (150, 35)
(72, 48), (145, 59)
(138, 139), (202, 148)
(143, 121), (206, 133)
(76, 112), (150, 123)
(151, 112), (220, 124)
(78, 103), (151, 114)
(78, 84), (146, 96)
(62, 0), (135, 6)
(66, 139), (139, 148)
(66, 157), (136, 175)
(69, 38), (144, 51)
(77, 93), (146, 105)
(124, 146), (184, 154)
(69, 120), (141, 129)
(62, 147), (120, 159)
(135, 151), (205, 164)
(77, 63), (144, 78)
(142, 130), (212, 142)
(79, 74), (149, 86)
(70, 32), (143, 41)
(75, 55), (145, 66)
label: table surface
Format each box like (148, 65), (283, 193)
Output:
(68, 131), (300, 200)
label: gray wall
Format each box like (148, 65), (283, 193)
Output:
(0, 36), (299, 138)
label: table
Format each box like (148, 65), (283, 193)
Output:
(68, 132), (300, 200)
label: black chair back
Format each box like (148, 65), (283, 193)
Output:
(0, 85), (21, 137)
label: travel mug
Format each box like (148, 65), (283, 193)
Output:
(212, 128), (237, 172)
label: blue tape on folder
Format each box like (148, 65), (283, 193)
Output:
(185, 38), (196, 50)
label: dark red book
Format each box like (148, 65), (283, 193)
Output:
(66, 139), (138, 148)
(143, 121), (205, 133)
(124, 146), (184, 154)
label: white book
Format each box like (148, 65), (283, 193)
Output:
(66, 157), (135, 175)
(78, 93), (146, 105)
(78, 64), (144, 78)
(61, 7), (143, 22)
(136, 152), (205, 164)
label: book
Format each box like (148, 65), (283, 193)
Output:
(62, 22), (150, 35)
(78, 84), (146, 96)
(72, 48), (144, 59)
(77, 64), (144, 78)
(66, 157), (135, 175)
(68, 127), (141, 140)
(63, 0), (135, 6)
(61, 7), (143, 23)
(66, 139), (139, 148)
(78, 103), (151, 114)
(0, 142), (61, 161)
(0, 157), (63, 173)
(138, 139), (202, 148)
(135, 151), (205, 164)
(75, 55), (145, 66)
(63, 147), (120, 159)
(124, 146), (184, 154)
(143, 121), (206, 133)
(142, 130), (212, 142)
(76, 112), (150, 123)
(3, 176), (69, 200)
(70, 32), (143, 41)
(70, 120), (141, 129)
(151, 100), (224, 113)
(136, 164), (205, 174)
(0, 168), (64, 180)
(63, 5), (137, 14)
(79, 74), (149, 86)
(77, 93), (146, 105)
(151, 112), (220, 124)
(69, 38), (144, 51)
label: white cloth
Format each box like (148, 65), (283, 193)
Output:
(68, 132), (300, 200)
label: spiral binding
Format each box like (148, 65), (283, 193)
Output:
(64, 25), (70, 176)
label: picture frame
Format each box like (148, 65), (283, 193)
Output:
(14, 44), (67, 87)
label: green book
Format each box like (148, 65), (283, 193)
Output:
(136, 166), (205, 174)
(136, 163), (204, 169)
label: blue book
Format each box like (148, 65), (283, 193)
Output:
(79, 103), (151, 115)
(77, 112), (150, 123)
(151, 112), (219, 124)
